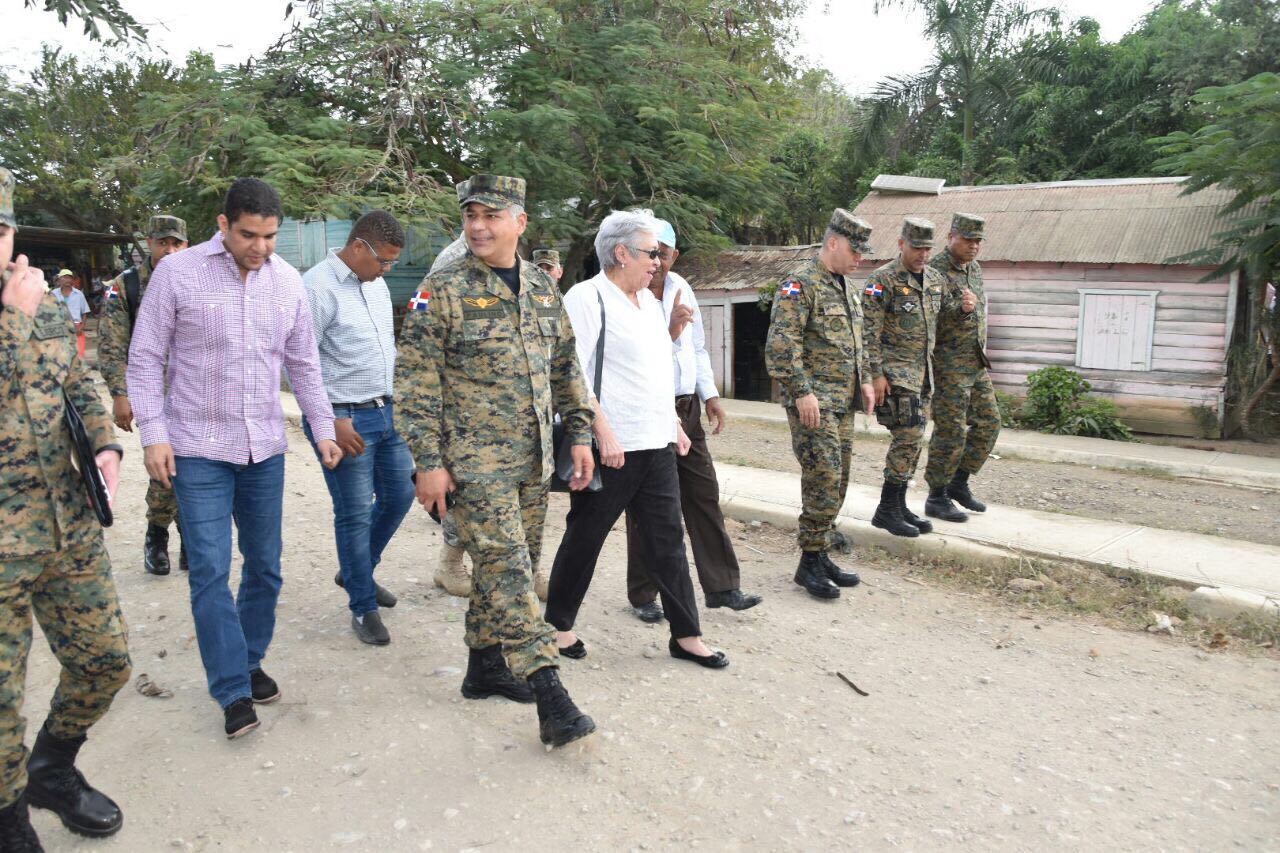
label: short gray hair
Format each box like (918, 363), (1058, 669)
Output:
(594, 208), (662, 271)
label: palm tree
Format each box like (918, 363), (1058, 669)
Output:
(858, 0), (1059, 184)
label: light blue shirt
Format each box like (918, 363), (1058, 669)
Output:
(303, 249), (397, 405)
(53, 287), (91, 324)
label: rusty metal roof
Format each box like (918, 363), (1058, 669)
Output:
(852, 177), (1260, 265)
(678, 244), (819, 292)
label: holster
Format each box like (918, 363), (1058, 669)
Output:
(875, 393), (925, 429)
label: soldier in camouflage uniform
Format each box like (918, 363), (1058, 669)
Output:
(765, 209), (877, 600)
(861, 217), (947, 538)
(0, 167), (132, 850)
(396, 174), (597, 748)
(924, 213), (1000, 522)
(532, 248), (563, 283)
(97, 214), (189, 575)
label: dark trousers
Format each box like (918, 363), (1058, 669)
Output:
(546, 446), (701, 639)
(624, 395), (739, 606)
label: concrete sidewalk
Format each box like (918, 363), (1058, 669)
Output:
(720, 398), (1280, 490)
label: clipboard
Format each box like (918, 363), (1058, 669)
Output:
(64, 396), (113, 527)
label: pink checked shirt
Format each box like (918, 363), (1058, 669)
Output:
(128, 232), (336, 464)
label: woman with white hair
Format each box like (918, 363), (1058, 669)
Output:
(545, 209), (729, 669)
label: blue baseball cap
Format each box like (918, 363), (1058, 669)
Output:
(655, 219), (677, 248)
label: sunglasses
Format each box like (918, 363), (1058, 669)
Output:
(627, 245), (661, 260)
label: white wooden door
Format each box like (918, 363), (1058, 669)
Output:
(701, 300), (728, 394)
(1076, 290), (1157, 371)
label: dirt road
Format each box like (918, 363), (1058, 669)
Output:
(20, 419), (1280, 851)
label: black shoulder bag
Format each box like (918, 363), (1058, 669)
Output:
(550, 289), (605, 493)
(123, 267), (142, 328)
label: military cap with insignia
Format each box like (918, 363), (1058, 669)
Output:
(0, 166), (15, 229)
(532, 249), (560, 266)
(149, 214), (187, 242)
(459, 174), (526, 210)
(901, 216), (936, 248)
(828, 208), (873, 253)
(950, 212), (985, 239)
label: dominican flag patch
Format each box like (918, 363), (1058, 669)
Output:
(104, 283), (120, 301)
(781, 281), (802, 297)
(408, 290), (431, 311)
(865, 281), (884, 297)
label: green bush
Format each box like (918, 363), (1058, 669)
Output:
(995, 390), (1023, 428)
(1020, 366), (1134, 441)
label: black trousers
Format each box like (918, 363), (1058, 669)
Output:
(624, 395), (740, 606)
(546, 445), (701, 639)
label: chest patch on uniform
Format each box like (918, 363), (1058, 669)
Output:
(34, 321), (69, 340)
(105, 283), (120, 301)
(780, 281), (802, 297)
(408, 290), (431, 311)
(900, 286), (912, 295)
(533, 293), (556, 307)
(865, 281), (883, 297)
(464, 296), (500, 310)
(901, 300), (917, 313)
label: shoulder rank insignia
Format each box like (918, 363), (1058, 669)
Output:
(464, 296), (500, 309)
(865, 281), (883, 297)
(104, 283), (120, 301)
(780, 281), (802, 297)
(534, 294), (556, 307)
(408, 290), (431, 311)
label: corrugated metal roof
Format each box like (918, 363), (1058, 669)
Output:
(870, 174), (946, 194)
(678, 244), (819, 292)
(852, 177), (1262, 265)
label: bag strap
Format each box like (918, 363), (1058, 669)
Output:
(123, 268), (141, 329)
(593, 285), (606, 401)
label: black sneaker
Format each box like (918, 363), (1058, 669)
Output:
(334, 571), (397, 608)
(249, 668), (281, 704)
(632, 601), (664, 623)
(223, 699), (259, 739)
(351, 611), (391, 646)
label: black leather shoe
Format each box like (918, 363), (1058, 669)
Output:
(529, 667), (596, 747)
(632, 601), (664, 623)
(948, 471), (987, 513)
(250, 668), (281, 703)
(705, 589), (764, 610)
(794, 551), (840, 599)
(0, 793), (44, 852)
(223, 699), (259, 739)
(668, 637), (729, 668)
(872, 482), (920, 538)
(334, 571), (398, 608)
(557, 639), (587, 659)
(925, 487), (968, 522)
(25, 723), (122, 838)
(819, 553), (860, 587)
(143, 524), (170, 575)
(461, 645), (535, 703)
(352, 611), (391, 646)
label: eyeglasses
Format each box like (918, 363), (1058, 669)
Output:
(356, 237), (399, 270)
(627, 245), (661, 260)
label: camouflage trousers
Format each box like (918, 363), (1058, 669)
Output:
(146, 477), (179, 527)
(884, 402), (929, 486)
(0, 537), (131, 807)
(453, 474), (557, 678)
(786, 406), (855, 552)
(925, 369), (1001, 490)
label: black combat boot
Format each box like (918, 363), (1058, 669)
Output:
(898, 486), (933, 534)
(819, 552), (861, 587)
(528, 667), (596, 747)
(25, 723), (123, 838)
(0, 794), (44, 852)
(178, 537), (189, 571)
(461, 645), (535, 703)
(871, 482), (920, 538)
(143, 524), (170, 575)
(925, 486), (968, 522)
(947, 470), (987, 513)
(793, 551), (840, 599)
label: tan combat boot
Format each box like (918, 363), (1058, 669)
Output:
(434, 543), (471, 597)
(533, 567), (549, 602)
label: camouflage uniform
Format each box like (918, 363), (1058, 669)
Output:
(395, 177), (593, 678)
(765, 212), (873, 552)
(925, 213), (1000, 490)
(531, 249), (559, 268)
(98, 215), (188, 529)
(861, 218), (946, 484)
(1, 167), (131, 807)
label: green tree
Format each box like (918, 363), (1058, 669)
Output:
(22, 0), (145, 42)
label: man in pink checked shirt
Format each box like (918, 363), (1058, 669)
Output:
(127, 178), (342, 740)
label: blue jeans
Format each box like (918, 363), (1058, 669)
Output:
(304, 403), (416, 615)
(173, 454), (285, 709)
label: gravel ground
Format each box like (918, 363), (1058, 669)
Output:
(15, 416), (1280, 851)
(706, 418), (1280, 547)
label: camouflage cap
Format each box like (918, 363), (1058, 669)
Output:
(149, 214), (187, 242)
(532, 249), (560, 266)
(901, 216), (936, 248)
(828, 208), (872, 254)
(0, 167), (14, 229)
(459, 174), (526, 210)
(950, 211), (985, 239)
(454, 179), (470, 204)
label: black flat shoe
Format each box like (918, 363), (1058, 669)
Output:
(558, 639), (587, 660)
(668, 638), (729, 669)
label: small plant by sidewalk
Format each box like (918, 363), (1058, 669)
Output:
(1020, 367), (1134, 441)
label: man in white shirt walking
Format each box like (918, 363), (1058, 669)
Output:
(623, 220), (762, 621)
